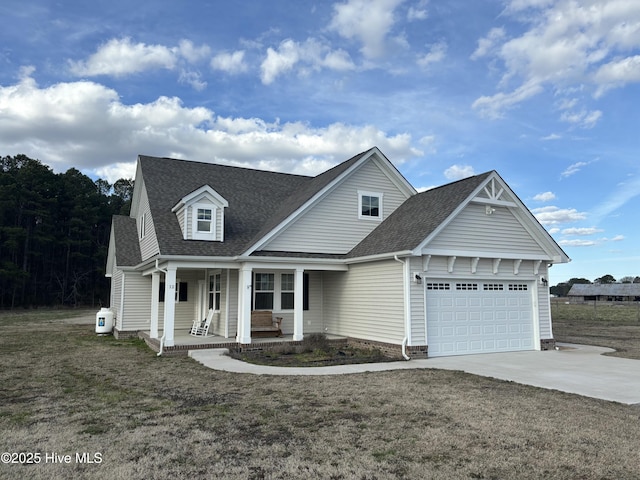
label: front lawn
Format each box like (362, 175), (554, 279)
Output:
(0, 309), (639, 479)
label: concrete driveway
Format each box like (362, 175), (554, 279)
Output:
(189, 343), (640, 405)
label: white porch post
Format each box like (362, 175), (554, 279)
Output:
(237, 265), (252, 344)
(150, 271), (160, 339)
(163, 266), (177, 347)
(293, 268), (304, 341)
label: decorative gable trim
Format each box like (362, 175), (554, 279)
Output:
(413, 171), (570, 264)
(172, 185), (229, 242)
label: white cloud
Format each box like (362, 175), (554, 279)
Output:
(470, 27), (505, 60)
(69, 37), (177, 77)
(561, 227), (603, 235)
(594, 55), (640, 97)
(531, 206), (587, 226)
(178, 70), (207, 91)
(329, 0), (405, 59)
(177, 39), (211, 63)
(211, 50), (248, 74)
(407, 0), (428, 21)
(533, 191), (556, 202)
(558, 239), (598, 247)
(444, 164), (475, 180)
(561, 161), (591, 177)
(0, 72), (419, 183)
(559, 109), (602, 129)
(472, 0), (640, 118)
(541, 133), (561, 141)
(417, 41), (447, 68)
(260, 38), (355, 84)
(611, 234), (625, 241)
(590, 174), (640, 224)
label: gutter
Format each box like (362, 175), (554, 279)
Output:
(394, 255), (411, 361)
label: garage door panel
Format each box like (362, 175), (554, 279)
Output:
(427, 280), (535, 357)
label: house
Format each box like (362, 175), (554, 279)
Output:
(567, 283), (640, 303)
(105, 147), (570, 357)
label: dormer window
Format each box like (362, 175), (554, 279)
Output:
(172, 185), (229, 242)
(196, 207), (213, 233)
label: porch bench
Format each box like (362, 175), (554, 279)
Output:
(251, 311), (283, 338)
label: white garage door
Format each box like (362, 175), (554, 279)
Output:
(426, 280), (534, 357)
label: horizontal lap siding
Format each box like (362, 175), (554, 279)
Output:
(323, 260), (404, 344)
(304, 271), (324, 333)
(121, 272), (151, 331)
(111, 269), (123, 330)
(138, 183), (160, 260)
(409, 257), (426, 345)
(538, 263), (552, 338)
(264, 161), (409, 254)
(429, 204), (547, 257)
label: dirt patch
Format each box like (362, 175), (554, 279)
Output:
(230, 344), (402, 367)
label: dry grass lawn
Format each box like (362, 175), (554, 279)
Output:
(1, 308), (639, 480)
(551, 301), (640, 359)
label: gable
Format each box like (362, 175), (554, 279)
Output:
(419, 172), (569, 263)
(425, 202), (549, 259)
(257, 150), (415, 254)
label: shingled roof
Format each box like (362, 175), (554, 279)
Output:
(347, 171), (492, 258)
(138, 149), (380, 258)
(111, 215), (142, 266)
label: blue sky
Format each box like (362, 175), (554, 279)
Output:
(1, 0), (639, 284)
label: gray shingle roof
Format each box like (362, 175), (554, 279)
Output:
(567, 283), (640, 296)
(139, 149), (373, 257)
(112, 215), (142, 266)
(347, 171), (493, 258)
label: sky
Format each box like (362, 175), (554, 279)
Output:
(1, 0), (639, 285)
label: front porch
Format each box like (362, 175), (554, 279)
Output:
(139, 330), (348, 356)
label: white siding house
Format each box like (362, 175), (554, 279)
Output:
(105, 147), (569, 357)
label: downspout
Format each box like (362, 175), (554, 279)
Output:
(394, 255), (411, 360)
(154, 259), (168, 356)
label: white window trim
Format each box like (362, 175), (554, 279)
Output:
(209, 272), (222, 311)
(192, 203), (217, 240)
(358, 190), (383, 221)
(253, 271), (297, 312)
(139, 213), (146, 239)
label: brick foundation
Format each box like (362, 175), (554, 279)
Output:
(346, 337), (427, 359)
(113, 328), (139, 340)
(540, 338), (556, 351)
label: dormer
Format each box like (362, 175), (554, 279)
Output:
(172, 185), (229, 242)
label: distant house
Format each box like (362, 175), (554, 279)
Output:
(567, 284), (640, 303)
(105, 147), (569, 357)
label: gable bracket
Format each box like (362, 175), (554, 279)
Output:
(513, 259), (523, 275)
(447, 256), (457, 273)
(533, 260), (542, 275)
(471, 257), (480, 274)
(492, 258), (502, 274)
(423, 254), (431, 272)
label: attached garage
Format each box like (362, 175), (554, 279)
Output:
(426, 279), (535, 357)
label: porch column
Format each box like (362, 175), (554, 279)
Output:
(237, 265), (252, 344)
(150, 271), (160, 339)
(163, 266), (177, 347)
(293, 267), (304, 341)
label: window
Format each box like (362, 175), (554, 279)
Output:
(209, 273), (221, 310)
(509, 284), (528, 291)
(254, 273), (274, 310)
(159, 281), (188, 302)
(281, 273), (294, 310)
(197, 208), (213, 233)
(456, 283), (478, 290)
(139, 214), (146, 239)
(358, 191), (383, 220)
(427, 283), (451, 290)
(483, 283), (504, 291)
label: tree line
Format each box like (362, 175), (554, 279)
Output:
(551, 275), (640, 297)
(0, 155), (133, 309)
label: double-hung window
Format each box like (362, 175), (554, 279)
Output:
(254, 273), (274, 310)
(280, 273), (295, 310)
(209, 273), (221, 310)
(197, 208), (213, 233)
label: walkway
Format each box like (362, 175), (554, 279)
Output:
(189, 344), (640, 405)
